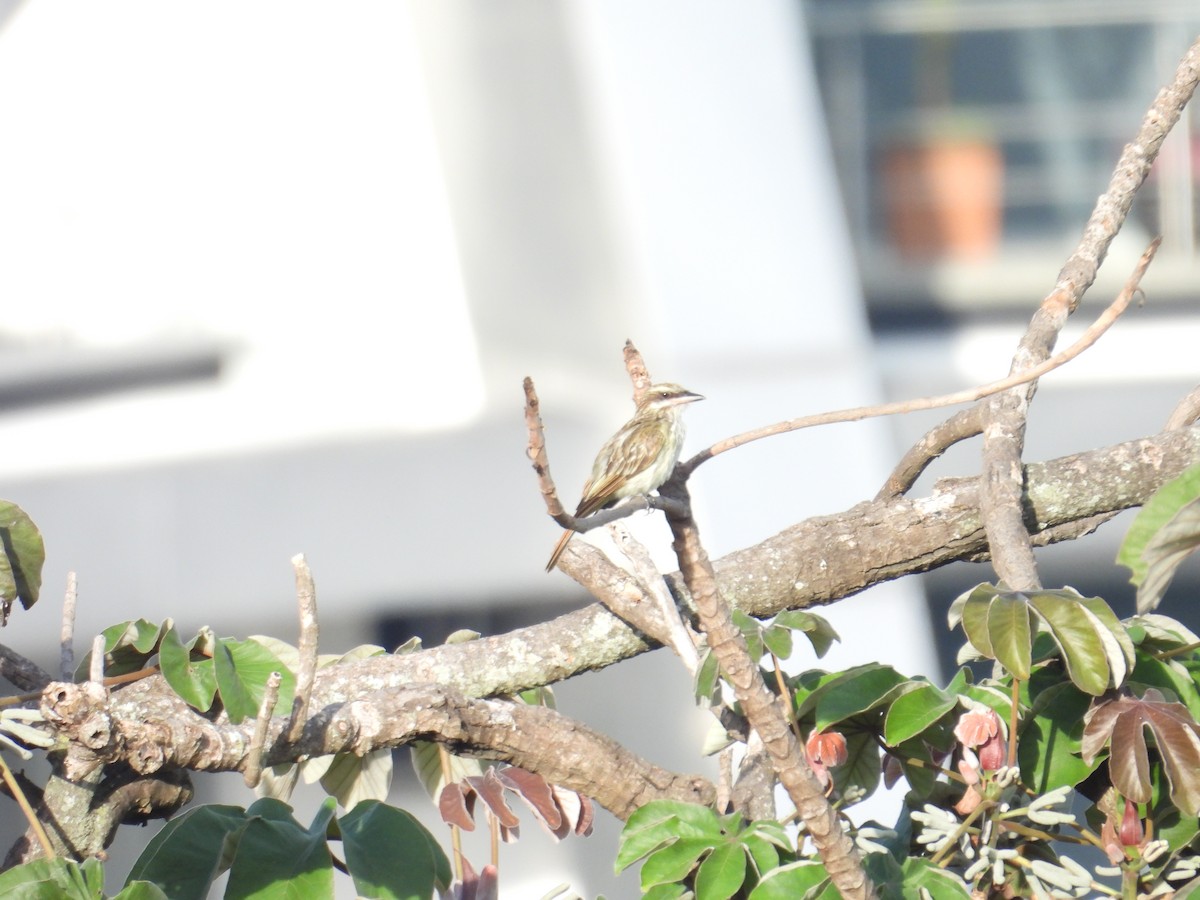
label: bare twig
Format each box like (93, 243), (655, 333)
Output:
(243, 671), (282, 788)
(59, 573), (78, 683)
(285, 554), (318, 745)
(0, 644), (52, 694)
(660, 475), (875, 900)
(0, 753), (54, 858)
(973, 36), (1198, 589)
(1051, 38), (1199, 316)
(877, 406), (983, 501)
(1165, 386), (1200, 430)
(610, 523), (700, 674)
(558, 534), (689, 652)
(524, 377), (566, 521)
(682, 263), (1147, 476)
(623, 340), (651, 403)
(981, 239), (1160, 590)
(89, 635), (106, 685)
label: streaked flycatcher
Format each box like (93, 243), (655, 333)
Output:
(546, 382), (703, 571)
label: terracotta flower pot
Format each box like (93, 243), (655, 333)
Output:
(882, 138), (1004, 261)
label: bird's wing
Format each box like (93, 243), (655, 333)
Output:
(574, 417), (670, 518)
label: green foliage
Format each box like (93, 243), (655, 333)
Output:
(949, 584), (1134, 695)
(103, 798), (450, 900)
(0, 857), (110, 900)
(78, 621), (296, 724)
(616, 801), (793, 899)
(0, 500), (44, 618)
(1119, 461), (1200, 612)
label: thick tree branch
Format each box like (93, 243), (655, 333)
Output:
(34, 425), (1200, 805)
(40, 680), (713, 823)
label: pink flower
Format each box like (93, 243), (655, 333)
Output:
(805, 729), (847, 790)
(955, 708), (1006, 771)
(1119, 799), (1144, 848)
(954, 708), (1001, 748)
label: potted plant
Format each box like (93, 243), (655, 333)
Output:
(880, 21), (1004, 261)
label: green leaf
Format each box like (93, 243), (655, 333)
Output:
(884, 683), (956, 746)
(748, 861), (829, 900)
(640, 838), (717, 889)
(159, 627), (217, 712)
(642, 885), (689, 900)
(761, 624), (793, 661)
(900, 857), (972, 898)
(834, 730), (881, 802)
(0, 501), (43, 616)
(812, 664), (909, 730)
(694, 649), (720, 703)
(962, 684), (1014, 722)
(213, 637), (295, 724)
(0, 858), (103, 900)
(773, 610), (839, 658)
(1078, 596), (1135, 682)
(617, 802), (721, 872)
(950, 584), (998, 658)
(113, 883), (171, 900)
(224, 799), (335, 899)
(1119, 462), (1200, 612)
(694, 843), (746, 900)
(732, 610), (765, 663)
(126, 804), (250, 900)
(1027, 590), (1112, 695)
(319, 748), (393, 808)
(741, 835), (780, 879)
(339, 800), (452, 898)
(78, 619), (171, 679)
(1018, 682), (1098, 793)
(988, 593), (1033, 680)
(410, 742), (484, 803)
(741, 818), (792, 852)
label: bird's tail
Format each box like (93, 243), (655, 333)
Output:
(545, 530), (574, 572)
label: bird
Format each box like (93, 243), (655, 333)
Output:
(546, 382), (703, 572)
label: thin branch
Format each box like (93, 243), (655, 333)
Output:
(623, 340), (651, 403)
(0, 753), (54, 858)
(285, 554), (319, 745)
(1165, 385), (1200, 430)
(610, 523), (700, 675)
(681, 262), (1145, 476)
(0, 644), (52, 694)
(1051, 38), (1199, 316)
(981, 238), (1159, 590)
(243, 671), (282, 788)
(877, 406), (983, 501)
(523, 377), (566, 521)
(660, 476), (875, 900)
(88, 636), (105, 685)
(59, 573), (77, 683)
(972, 36), (1199, 589)
(558, 534), (689, 653)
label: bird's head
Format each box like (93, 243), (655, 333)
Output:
(639, 383), (704, 412)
